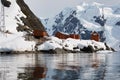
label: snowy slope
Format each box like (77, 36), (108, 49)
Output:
(4, 0), (26, 33)
(42, 2), (120, 51)
(0, 0), (35, 51)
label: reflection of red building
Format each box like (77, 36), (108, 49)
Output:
(55, 32), (80, 39)
(33, 30), (48, 38)
(33, 66), (46, 78)
(91, 53), (99, 69)
(33, 53), (47, 79)
(91, 31), (100, 41)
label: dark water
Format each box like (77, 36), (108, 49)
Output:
(0, 51), (120, 80)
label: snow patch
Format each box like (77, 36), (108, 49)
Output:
(0, 33), (35, 51)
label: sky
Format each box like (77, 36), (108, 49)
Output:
(24, 0), (120, 18)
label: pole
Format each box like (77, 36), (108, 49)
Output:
(101, 7), (106, 42)
(0, 2), (6, 33)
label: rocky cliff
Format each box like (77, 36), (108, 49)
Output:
(16, 0), (45, 32)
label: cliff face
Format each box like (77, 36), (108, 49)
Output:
(16, 0), (45, 31)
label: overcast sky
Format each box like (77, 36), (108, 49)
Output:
(24, 0), (120, 18)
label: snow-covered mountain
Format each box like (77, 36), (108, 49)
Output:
(0, 0), (45, 51)
(42, 2), (120, 51)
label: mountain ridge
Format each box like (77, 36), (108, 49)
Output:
(42, 2), (120, 50)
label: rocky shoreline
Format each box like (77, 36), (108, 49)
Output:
(0, 43), (114, 54)
(39, 46), (114, 54)
(39, 44), (114, 54)
(0, 49), (114, 54)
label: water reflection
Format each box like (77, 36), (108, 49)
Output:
(17, 53), (47, 80)
(0, 52), (119, 80)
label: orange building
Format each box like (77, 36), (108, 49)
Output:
(91, 31), (100, 41)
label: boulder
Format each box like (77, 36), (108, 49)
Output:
(80, 45), (94, 53)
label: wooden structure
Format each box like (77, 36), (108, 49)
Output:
(91, 31), (100, 41)
(55, 32), (80, 39)
(33, 30), (48, 38)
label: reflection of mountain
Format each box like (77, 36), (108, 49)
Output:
(0, 53), (108, 80)
(50, 54), (81, 80)
(52, 68), (80, 80)
(44, 53), (107, 80)
(18, 54), (47, 80)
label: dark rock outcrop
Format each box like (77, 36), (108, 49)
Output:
(116, 21), (120, 26)
(104, 43), (115, 51)
(52, 12), (83, 35)
(39, 45), (114, 53)
(16, 0), (45, 31)
(93, 16), (106, 26)
(1, 0), (11, 7)
(80, 45), (94, 53)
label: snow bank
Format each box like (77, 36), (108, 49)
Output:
(38, 37), (62, 50)
(0, 33), (35, 51)
(38, 36), (107, 52)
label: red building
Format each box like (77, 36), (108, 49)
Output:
(33, 30), (48, 38)
(55, 32), (80, 39)
(91, 31), (100, 41)
(55, 32), (69, 39)
(69, 34), (80, 39)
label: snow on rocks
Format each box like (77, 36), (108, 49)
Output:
(0, 0), (36, 52)
(37, 36), (113, 53)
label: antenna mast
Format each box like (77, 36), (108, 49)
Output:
(102, 7), (105, 31)
(0, 1), (5, 33)
(101, 7), (106, 42)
